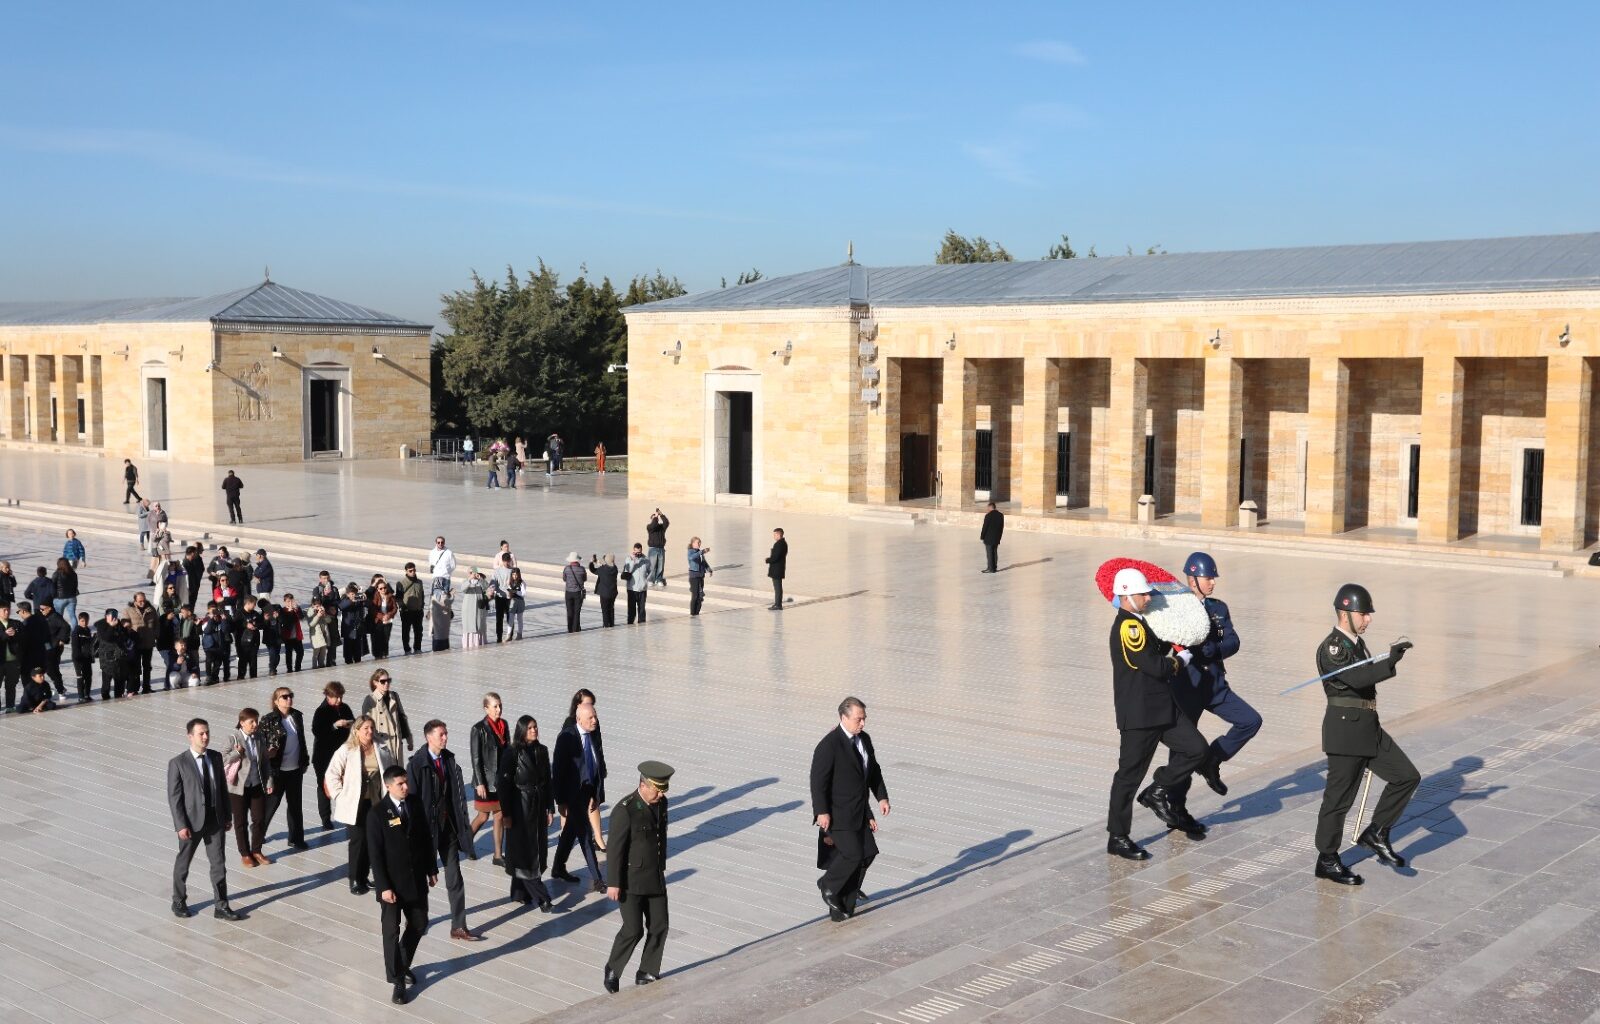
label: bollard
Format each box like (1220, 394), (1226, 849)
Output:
(1238, 500), (1259, 529)
(1137, 494), (1157, 523)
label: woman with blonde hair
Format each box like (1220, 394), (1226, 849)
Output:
(324, 714), (396, 894)
(359, 669), (413, 763)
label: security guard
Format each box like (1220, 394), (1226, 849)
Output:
(1106, 568), (1209, 861)
(603, 760), (674, 992)
(1168, 552), (1263, 815)
(1313, 583), (1418, 885)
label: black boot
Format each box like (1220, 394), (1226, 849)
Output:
(1136, 784), (1186, 830)
(1198, 744), (1229, 796)
(636, 972), (659, 985)
(603, 967), (621, 994)
(1107, 834), (1151, 861)
(1173, 807), (1208, 840)
(213, 883), (243, 920)
(1357, 825), (1407, 868)
(1314, 854), (1363, 886)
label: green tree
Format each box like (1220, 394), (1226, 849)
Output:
(935, 229), (1013, 264)
(1044, 234), (1077, 260)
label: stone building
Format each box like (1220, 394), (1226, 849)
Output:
(624, 232), (1600, 553)
(0, 280), (431, 464)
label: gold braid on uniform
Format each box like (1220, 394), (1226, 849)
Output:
(1119, 618), (1144, 669)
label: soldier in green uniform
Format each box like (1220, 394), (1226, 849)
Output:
(603, 760), (674, 993)
(1313, 583), (1418, 885)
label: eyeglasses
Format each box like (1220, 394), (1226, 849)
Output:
(278, 695), (294, 702)
(375, 677), (391, 684)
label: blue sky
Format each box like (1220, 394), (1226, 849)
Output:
(4, 1), (1598, 326)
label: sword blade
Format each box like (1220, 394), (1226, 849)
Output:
(1278, 651), (1392, 696)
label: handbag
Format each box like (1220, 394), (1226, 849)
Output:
(224, 751), (242, 786)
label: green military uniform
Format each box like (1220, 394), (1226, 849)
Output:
(1313, 628), (1420, 856)
(605, 762), (672, 986)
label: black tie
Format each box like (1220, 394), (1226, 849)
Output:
(397, 801), (408, 827)
(199, 756), (213, 816)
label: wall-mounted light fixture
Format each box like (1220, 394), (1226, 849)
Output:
(272, 345), (284, 359)
(1209, 330), (1223, 350)
(110, 346), (129, 360)
(168, 345), (184, 362)
(1558, 324), (1572, 347)
(606, 362), (629, 373)
(771, 339), (793, 363)
(946, 333), (957, 351)
(661, 340), (682, 363)
(372, 346), (386, 361)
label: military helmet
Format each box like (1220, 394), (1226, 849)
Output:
(1334, 583), (1375, 614)
(1183, 551), (1219, 579)
(1112, 567), (1153, 596)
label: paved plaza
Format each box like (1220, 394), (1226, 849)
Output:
(0, 451), (1597, 1023)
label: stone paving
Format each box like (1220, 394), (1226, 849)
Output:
(0, 451), (1596, 1023)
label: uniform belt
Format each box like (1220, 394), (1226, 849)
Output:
(1328, 696), (1376, 711)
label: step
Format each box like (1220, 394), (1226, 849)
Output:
(848, 508), (924, 527)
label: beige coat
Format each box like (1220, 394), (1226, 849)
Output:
(324, 741), (396, 826)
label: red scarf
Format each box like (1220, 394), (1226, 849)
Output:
(488, 716), (507, 744)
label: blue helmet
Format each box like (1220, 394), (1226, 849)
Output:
(1183, 551), (1219, 579)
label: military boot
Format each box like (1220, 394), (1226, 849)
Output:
(1357, 825), (1407, 868)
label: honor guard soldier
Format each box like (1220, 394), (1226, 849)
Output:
(603, 760), (674, 993)
(1106, 568), (1209, 860)
(1313, 583), (1419, 885)
(1168, 553), (1263, 819)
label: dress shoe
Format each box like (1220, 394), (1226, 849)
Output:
(820, 890), (847, 922)
(288, 841), (310, 851)
(391, 985), (408, 1005)
(603, 967), (621, 994)
(349, 880), (363, 895)
(492, 856), (504, 867)
(241, 855), (256, 869)
(552, 867), (580, 883)
(538, 899), (553, 913)
(213, 902), (242, 921)
(1356, 825), (1407, 868)
(172, 902), (191, 919)
(593, 838), (607, 852)
(1107, 834), (1151, 861)
(466, 846), (479, 861)
(403, 970), (417, 985)
(450, 928), (483, 942)
(636, 972), (659, 985)
(1314, 854), (1364, 886)
(1173, 809), (1208, 840)
(591, 879), (607, 894)
(1136, 784), (1186, 831)
(252, 852), (273, 866)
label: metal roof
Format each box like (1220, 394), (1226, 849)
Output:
(0, 281), (431, 330)
(628, 231), (1600, 313)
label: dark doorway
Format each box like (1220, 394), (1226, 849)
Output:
(1521, 448), (1544, 527)
(727, 391), (753, 495)
(1238, 438), (1248, 504)
(145, 377), (168, 452)
(900, 433), (933, 500)
(309, 378), (340, 453)
(1144, 434), (1157, 498)
(1056, 432), (1070, 498)
(1406, 444), (1421, 520)
(975, 429), (994, 491)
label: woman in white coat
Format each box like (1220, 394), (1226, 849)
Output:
(323, 715), (396, 894)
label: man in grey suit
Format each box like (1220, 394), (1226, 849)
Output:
(168, 718), (243, 921)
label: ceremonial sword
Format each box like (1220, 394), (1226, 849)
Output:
(1276, 651), (1393, 696)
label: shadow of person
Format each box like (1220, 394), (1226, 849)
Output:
(1358, 755), (1503, 871)
(230, 863), (348, 910)
(849, 827), (1039, 911)
(669, 778), (780, 825)
(1200, 761), (1329, 827)
(670, 800), (804, 857)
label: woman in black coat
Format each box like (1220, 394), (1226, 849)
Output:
(311, 681), (355, 829)
(499, 715), (554, 911)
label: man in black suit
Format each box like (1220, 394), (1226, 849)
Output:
(167, 718), (243, 921)
(551, 702), (606, 891)
(810, 696), (890, 921)
(406, 720), (480, 941)
(765, 528), (788, 610)
(369, 766), (436, 1005)
(1104, 568), (1209, 862)
(979, 502), (1003, 573)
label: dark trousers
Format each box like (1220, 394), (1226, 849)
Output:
(1316, 733), (1421, 855)
(1107, 717), (1208, 836)
(554, 787), (602, 880)
(511, 873), (552, 904)
(348, 800), (373, 882)
(230, 785), (266, 855)
(371, 623), (391, 660)
(493, 598), (509, 641)
(285, 640), (303, 672)
(771, 578), (784, 607)
(237, 639), (258, 678)
(819, 826), (877, 914)
(315, 766), (334, 827)
(342, 635), (363, 664)
(436, 832), (469, 930)
(44, 650), (65, 693)
(607, 893), (669, 978)
(138, 647), (153, 691)
(1, 662), (19, 708)
(205, 650), (226, 684)
(74, 656), (93, 700)
(600, 594), (616, 627)
(265, 644), (280, 673)
(265, 767), (306, 845)
(984, 542), (999, 572)
(124, 482), (142, 503)
(172, 812), (227, 906)
(381, 899), (428, 983)
(226, 497), (242, 522)
(564, 592), (583, 632)
(627, 590), (647, 624)
(1170, 683), (1264, 803)
(187, 579), (201, 609)
(114, 660), (134, 696)
(688, 576), (705, 616)
(400, 610), (423, 654)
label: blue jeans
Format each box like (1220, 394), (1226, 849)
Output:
(647, 547), (665, 585)
(53, 598), (76, 627)
(487, 471), (500, 488)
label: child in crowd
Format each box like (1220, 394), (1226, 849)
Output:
(71, 612), (94, 701)
(262, 603), (283, 675)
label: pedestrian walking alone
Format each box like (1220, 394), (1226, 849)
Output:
(222, 470), (245, 524)
(979, 501), (1003, 573)
(766, 528), (787, 610)
(122, 459), (142, 505)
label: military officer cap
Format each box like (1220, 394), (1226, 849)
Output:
(638, 761), (675, 791)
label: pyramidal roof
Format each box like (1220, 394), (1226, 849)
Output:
(628, 231), (1600, 313)
(0, 280), (431, 330)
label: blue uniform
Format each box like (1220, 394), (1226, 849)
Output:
(1171, 596), (1262, 801)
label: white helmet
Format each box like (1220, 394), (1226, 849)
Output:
(1112, 567), (1153, 596)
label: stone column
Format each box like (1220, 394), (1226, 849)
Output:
(1304, 356), (1352, 535)
(1018, 357), (1060, 513)
(60, 356), (82, 443)
(938, 356), (976, 509)
(30, 355), (53, 442)
(865, 357), (902, 505)
(1, 355), (22, 437)
(88, 355), (106, 447)
(1200, 357), (1245, 527)
(1416, 354), (1465, 543)
(1541, 354), (1593, 551)
(1106, 355), (1149, 521)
